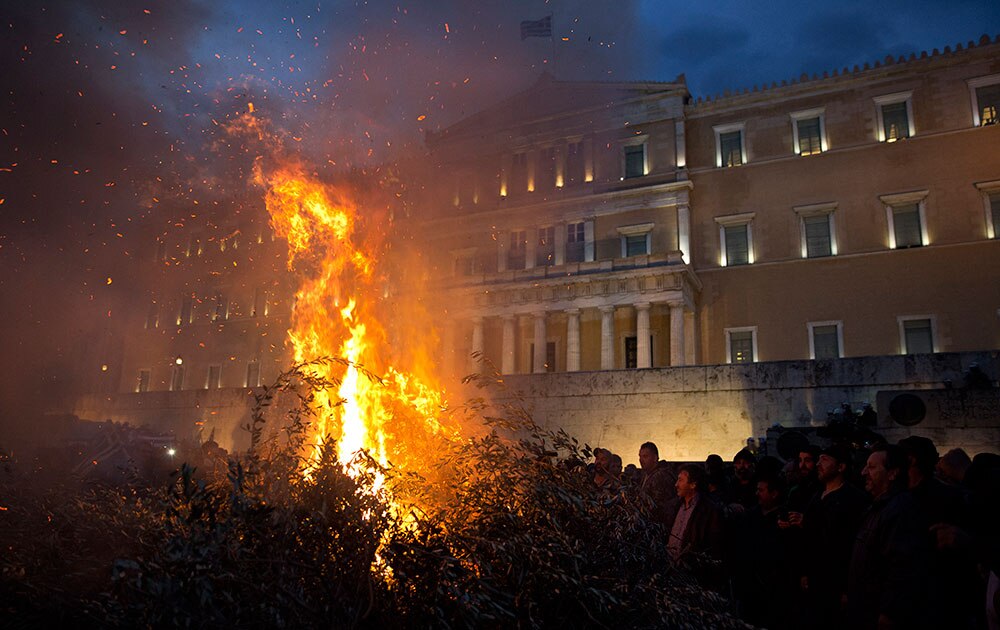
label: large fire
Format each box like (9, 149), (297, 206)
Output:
(257, 159), (458, 484)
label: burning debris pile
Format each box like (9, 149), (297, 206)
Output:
(1, 369), (748, 629)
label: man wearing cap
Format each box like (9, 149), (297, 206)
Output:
(799, 444), (868, 629)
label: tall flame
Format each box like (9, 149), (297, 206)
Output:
(258, 159), (455, 481)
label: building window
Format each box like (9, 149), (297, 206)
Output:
(898, 316), (935, 355)
(246, 361), (261, 387)
(714, 123), (746, 167)
(791, 108), (827, 155)
(808, 321), (843, 359)
(155, 239), (167, 262)
(566, 221), (586, 262)
(212, 294), (228, 322)
(716, 213), (755, 266)
(206, 365), (222, 389)
(623, 143), (646, 179)
(508, 230), (527, 270)
(538, 147), (556, 190)
(536, 226), (555, 266)
(881, 190), (928, 249)
(178, 296), (194, 326)
(453, 254), (476, 276)
(145, 302), (159, 330)
(992, 193), (1000, 239)
(795, 203), (837, 258)
(566, 141), (584, 185)
(170, 365), (185, 391)
(511, 152), (528, 194)
(874, 92), (914, 142)
(969, 74), (1000, 126)
(624, 336), (653, 369)
(725, 327), (757, 363)
(617, 223), (653, 258)
(136, 369), (151, 393)
(975, 181), (1000, 239)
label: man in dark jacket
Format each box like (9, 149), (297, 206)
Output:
(801, 445), (869, 629)
(666, 462), (724, 586)
(638, 441), (676, 523)
(847, 445), (926, 629)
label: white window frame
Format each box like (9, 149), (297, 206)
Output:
(790, 107), (828, 155)
(621, 135), (649, 180)
(715, 212), (755, 266)
(617, 222), (653, 257)
(725, 326), (758, 364)
(206, 364), (223, 389)
(136, 368), (152, 393)
(874, 91), (915, 142)
(968, 74), (1000, 127)
(794, 202), (837, 258)
(713, 122), (747, 168)
(880, 190), (929, 249)
(807, 321), (844, 360)
(974, 180), (1000, 239)
(897, 315), (937, 355)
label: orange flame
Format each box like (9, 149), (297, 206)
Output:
(257, 160), (455, 482)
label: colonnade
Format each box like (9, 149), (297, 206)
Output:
(468, 301), (690, 374)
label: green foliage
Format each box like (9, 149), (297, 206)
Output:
(1, 360), (750, 629)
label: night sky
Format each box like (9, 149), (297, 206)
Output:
(1, 0), (998, 426)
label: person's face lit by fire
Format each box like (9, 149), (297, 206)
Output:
(638, 446), (658, 472)
(675, 469), (697, 501)
(798, 451), (817, 477)
(594, 449), (611, 474)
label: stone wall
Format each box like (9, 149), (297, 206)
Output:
(75, 351), (999, 463)
(498, 351), (999, 464)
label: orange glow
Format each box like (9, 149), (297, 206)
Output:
(257, 160), (458, 484)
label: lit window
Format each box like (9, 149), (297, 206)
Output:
(898, 317), (935, 355)
(136, 369), (151, 393)
(178, 296), (194, 325)
(791, 108), (827, 155)
(714, 123), (746, 167)
(536, 226), (555, 266)
(881, 191), (928, 249)
(246, 361), (261, 387)
(974, 181), (1000, 239)
(726, 327), (757, 363)
(206, 365), (222, 389)
(617, 223), (653, 258)
(566, 221), (589, 263)
(566, 141), (584, 185)
(808, 321), (842, 359)
(170, 365), (185, 391)
(874, 92), (914, 142)
(623, 144), (646, 179)
(795, 203), (837, 258)
(992, 194), (1000, 239)
(212, 294), (228, 322)
(145, 302), (159, 330)
(507, 229), (527, 270)
(716, 213), (755, 266)
(968, 75), (1000, 126)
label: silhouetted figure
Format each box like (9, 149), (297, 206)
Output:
(800, 445), (868, 630)
(638, 441), (676, 524)
(736, 473), (793, 628)
(724, 448), (757, 514)
(788, 445), (821, 511)
(937, 447), (972, 487)
(848, 445), (926, 629)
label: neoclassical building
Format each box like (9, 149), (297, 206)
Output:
(420, 36), (1000, 380)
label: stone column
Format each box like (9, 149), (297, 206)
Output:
(636, 302), (651, 369)
(670, 302), (686, 367)
(532, 311), (547, 373)
(677, 204), (690, 264)
(501, 315), (515, 374)
(470, 316), (484, 373)
(565, 308), (581, 372)
(600, 305), (615, 370)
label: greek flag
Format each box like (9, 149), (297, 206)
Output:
(520, 15), (552, 40)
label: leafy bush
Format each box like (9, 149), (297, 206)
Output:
(1, 360), (749, 629)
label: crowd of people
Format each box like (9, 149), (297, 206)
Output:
(591, 437), (1000, 629)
